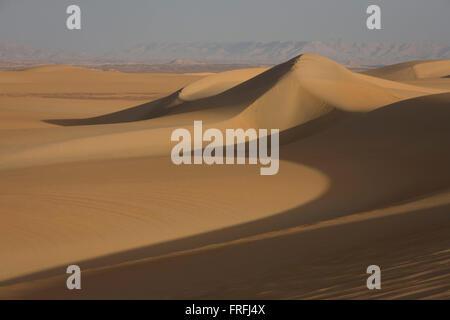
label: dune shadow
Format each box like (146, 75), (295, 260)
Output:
(3, 92), (450, 288)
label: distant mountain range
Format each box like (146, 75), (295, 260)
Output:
(2, 41), (450, 68)
(0, 42), (94, 64)
(107, 41), (450, 66)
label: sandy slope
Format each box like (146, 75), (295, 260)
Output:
(0, 66), (205, 129)
(362, 59), (450, 81)
(0, 55), (449, 299)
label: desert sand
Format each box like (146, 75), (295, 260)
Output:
(0, 54), (449, 299)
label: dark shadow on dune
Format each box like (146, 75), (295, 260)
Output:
(3, 92), (450, 288)
(12, 202), (450, 299)
(43, 55), (302, 127)
(443, 75), (450, 79)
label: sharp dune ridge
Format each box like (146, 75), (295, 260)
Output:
(0, 54), (449, 299)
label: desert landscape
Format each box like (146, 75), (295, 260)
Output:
(0, 53), (449, 299)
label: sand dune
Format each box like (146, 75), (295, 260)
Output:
(0, 55), (449, 299)
(1, 54), (447, 170)
(0, 66), (205, 124)
(362, 59), (450, 81)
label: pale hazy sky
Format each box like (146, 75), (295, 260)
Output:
(0, 0), (449, 53)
